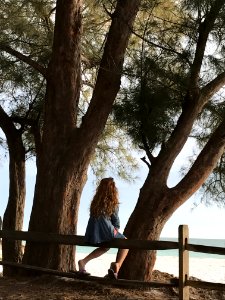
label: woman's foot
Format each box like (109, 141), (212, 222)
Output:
(110, 262), (119, 273)
(108, 268), (118, 279)
(78, 259), (86, 272)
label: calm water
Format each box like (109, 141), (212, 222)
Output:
(76, 238), (225, 260)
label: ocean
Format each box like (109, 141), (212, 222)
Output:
(76, 238), (225, 260)
(75, 238), (225, 282)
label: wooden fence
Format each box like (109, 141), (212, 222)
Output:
(0, 225), (224, 300)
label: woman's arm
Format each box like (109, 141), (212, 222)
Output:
(111, 208), (120, 229)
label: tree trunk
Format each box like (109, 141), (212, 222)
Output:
(0, 106), (26, 276)
(119, 1), (225, 281)
(119, 174), (170, 281)
(2, 132), (26, 276)
(120, 114), (225, 281)
(2, 147), (25, 276)
(23, 139), (90, 271)
(22, 0), (141, 272)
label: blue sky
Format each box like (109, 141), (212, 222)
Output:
(1, 139), (225, 240)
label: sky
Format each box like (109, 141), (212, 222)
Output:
(1, 137), (225, 240)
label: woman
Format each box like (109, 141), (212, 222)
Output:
(78, 177), (128, 279)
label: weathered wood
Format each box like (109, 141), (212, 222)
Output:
(187, 279), (225, 291)
(187, 243), (225, 256)
(1, 227), (225, 298)
(179, 225), (189, 300)
(0, 219), (1, 259)
(0, 260), (178, 288)
(2, 230), (223, 255)
(86, 276), (178, 288)
(0, 230), (85, 246)
(0, 230), (178, 250)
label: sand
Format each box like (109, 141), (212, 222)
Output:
(0, 252), (225, 299)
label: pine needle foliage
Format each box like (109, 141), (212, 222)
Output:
(114, 0), (225, 205)
(0, 0), (139, 180)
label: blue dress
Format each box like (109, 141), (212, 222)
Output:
(84, 208), (125, 244)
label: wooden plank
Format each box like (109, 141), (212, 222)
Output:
(0, 230), (178, 250)
(179, 225), (189, 300)
(187, 243), (225, 256)
(187, 279), (225, 291)
(0, 260), (178, 288)
(0, 230), (85, 246)
(86, 276), (178, 288)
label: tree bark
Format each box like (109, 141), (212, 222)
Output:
(119, 79), (225, 282)
(120, 113), (225, 281)
(22, 0), (141, 271)
(119, 1), (225, 281)
(0, 106), (26, 276)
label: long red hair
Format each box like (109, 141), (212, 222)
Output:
(90, 178), (119, 218)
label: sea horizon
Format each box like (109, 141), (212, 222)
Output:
(76, 237), (225, 260)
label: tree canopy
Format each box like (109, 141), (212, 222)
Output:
(114, 0), (225, 206)
(1, 0), (225, 282)
(0, 0), (139, 180)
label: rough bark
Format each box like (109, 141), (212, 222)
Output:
(22, 0), (141, 271)
(120, 114), (225, 281)
(119, 1), (225, 281)
(0, 106), (26, 276)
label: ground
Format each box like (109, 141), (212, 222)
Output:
(0, 271), (224, 300)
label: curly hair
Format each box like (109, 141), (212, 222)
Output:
(90, 178), (119, 218)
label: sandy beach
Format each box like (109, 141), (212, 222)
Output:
(1, 251), (225, 284)
(75, 252), (225, 284)
(0, 251), (225, 299)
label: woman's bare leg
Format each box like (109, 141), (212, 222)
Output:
(110, 248), (129, 273)
(78, 247), (110, 271)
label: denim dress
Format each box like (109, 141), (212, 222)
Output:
(84, 208), (123, 244)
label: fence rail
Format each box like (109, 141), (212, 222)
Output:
(0, 225), (224, 300)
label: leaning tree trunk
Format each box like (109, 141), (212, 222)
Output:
(119, 115), (225, 281)
(119, 173), (172, 281)
(22, 0), (141, 272)
(120, 1), (225, 279)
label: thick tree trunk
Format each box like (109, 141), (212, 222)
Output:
(119, 2), (225, 281)
(22, 0), (141, 272)
(23, 140), (89, 271)
(119, 175), (170, 281)
(22, 0), (84, 271)
(120, 115), (225, 281)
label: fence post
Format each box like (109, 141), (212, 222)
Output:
(0, 216), (2, 261)
(178, 225), (189, 300)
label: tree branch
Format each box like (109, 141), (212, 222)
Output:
(140, 133), (155, 164)
(129, 27), (192, 66)
(0, 106), (21, 149)
(171, 117), (225, 205)
(140, 156), (151, 169)
(0, 106), (17, 137)
(1, 45), (47, 77)
(10, 116), (36, 127)
(201, 71), (225, 100)
(151, 2), (225, 180)
(11, 115), (42, 163)
(189, 0), (225, 87)
(80, 0), (141, 143)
